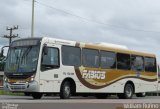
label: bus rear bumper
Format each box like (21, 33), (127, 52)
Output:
(3, 81), (39, 92)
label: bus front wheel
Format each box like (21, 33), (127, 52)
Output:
(60, 81), (71, 99)
(32, 93), (43, 99)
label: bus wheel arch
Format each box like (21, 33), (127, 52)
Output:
(60, 78), (76, 99)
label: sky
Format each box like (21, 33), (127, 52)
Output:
(0, 0), (160, 62)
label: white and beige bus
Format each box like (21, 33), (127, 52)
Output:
(3, 37), (158, 99)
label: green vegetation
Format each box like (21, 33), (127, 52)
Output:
(0, 89), (24, 96)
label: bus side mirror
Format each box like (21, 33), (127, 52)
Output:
(43, 46), (48, 55)
(0, 49), (4, 57)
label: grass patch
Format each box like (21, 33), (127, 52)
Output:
(0, 89), (24, 96)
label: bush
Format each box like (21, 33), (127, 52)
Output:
(0, 89), (24, 96)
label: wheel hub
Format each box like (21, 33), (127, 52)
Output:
(126, 86), (132, 97)
(64, 86), (70, 96)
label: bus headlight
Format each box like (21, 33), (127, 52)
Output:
(30, 75), (35, 81)
(3, 76), (8, 82)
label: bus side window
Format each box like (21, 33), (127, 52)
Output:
(41, 47), (59, 71)
(144, 57), (157, 72)
(131, 55), (144, 71)
(100, 51), (116, 69)
(117, 53), (131, 70)
(62, 46), (81, 67)
(82, 48), (99, 68)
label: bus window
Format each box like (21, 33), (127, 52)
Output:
(62, 46), (81, 67)
(82, 48), (99, 68)
(100, 51), (116, 69)
(117, 53), (131, 70)
(131, 55), (144, 71)
(144, 57), (157, 72)
(41, 47), (59, 71)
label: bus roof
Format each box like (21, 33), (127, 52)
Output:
(85, 43), (156, 57)
(17, 37), (156, 58)
(41, 37), (156, 57)
(94, 42), (128, 50)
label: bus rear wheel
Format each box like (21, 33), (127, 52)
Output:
(118, 83), (134, 99)
(60, 81), (71, 99)
(32, 93), (43, 99)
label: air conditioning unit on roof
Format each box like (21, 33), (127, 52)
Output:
(95, 42), (128, 50)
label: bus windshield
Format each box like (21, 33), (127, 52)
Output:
(5, 45), (39, 74)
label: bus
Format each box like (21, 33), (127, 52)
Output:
(3, 37), (158, 99)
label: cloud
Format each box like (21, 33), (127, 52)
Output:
(0, 0), (160, 62)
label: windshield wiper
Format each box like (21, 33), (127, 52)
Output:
(16, 47), (32, 72)
(20, 46), (32, 63)
(12, 47), (19, 64)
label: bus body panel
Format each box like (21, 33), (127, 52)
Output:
(3, 37), (158, 96)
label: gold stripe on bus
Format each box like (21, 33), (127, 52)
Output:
(81, 67), (156, 83)
(75, 67), (157, 89)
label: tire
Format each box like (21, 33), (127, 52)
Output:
(32, 93), (43, 99)
(24, 92), (31, 96)
(136, 92), (146, 97)
(60, 81), (71, 99)
(95, 93), (108, 99)
(118, 83), (134, 99)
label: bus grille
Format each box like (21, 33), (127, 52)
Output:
(10, 84), (26, 90)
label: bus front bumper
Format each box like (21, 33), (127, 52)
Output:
(3, 81), (39, 92)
